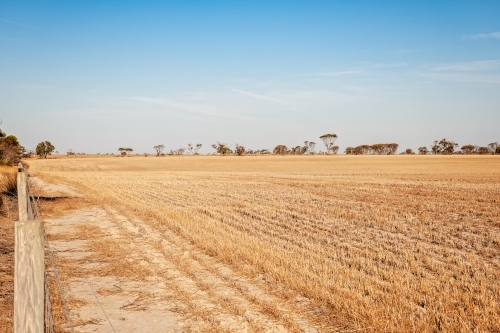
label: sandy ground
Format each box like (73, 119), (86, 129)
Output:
(47, 208), (181, 332)
(42, 178), (320, 333)
(29, 176), (82, 198)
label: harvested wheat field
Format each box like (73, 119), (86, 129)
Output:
(30, 155), (500, 332)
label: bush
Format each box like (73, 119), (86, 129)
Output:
(0, 134), (23, 166)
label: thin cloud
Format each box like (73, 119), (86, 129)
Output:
(129, 96), (257, 120)
(422, 73), (500, 84)
(13, 83), (52, 89)
(0, 18), (39, 29)
(463, 32), (500, 40)
(371, 62), (407, 68)
(432, 60), (500, 71)
(232, 89), (284, 104)
(302, 70), (363, 77)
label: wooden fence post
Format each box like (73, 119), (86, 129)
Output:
(17, 163), (28, 221)
(14, 163), (45, 333)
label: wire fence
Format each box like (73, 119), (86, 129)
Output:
(25, 172), (75, 333)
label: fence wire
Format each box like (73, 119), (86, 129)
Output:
(26, 175), (75, 333)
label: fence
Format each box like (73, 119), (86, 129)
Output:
(14, 163), (74, 333)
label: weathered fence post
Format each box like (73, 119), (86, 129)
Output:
(14, 163), (45, 333)
(17, 163), (28, 221)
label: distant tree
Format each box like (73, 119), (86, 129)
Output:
(307, 142), (316, 154)
(387, 143), (399, 154)
(370, 143), (398, 155)
(288, 145), (298, 155)
(300, 143), (309, 155)
(153, 144), (165, 157)
(302, 141), (309, 155)
(496, 146), (500, 154)
(431, 141), (439, 154)
(319, 134), (338, 154)
(331, 146), (339, 154)
(461, 145), (476, 154)
(345, 147), (355, 155)
(118, 147), (133, 156)
(36, 141), (55, 159)
(273, 145), (288, 155)
(354, 145), (364, 155)
(432, 139), (458, 155)
(405, 148), (414, 155)
(22, 148), (34, 158)
(194, 144), (202, 154)
(477, 147), (491, 155)
(174, 147), (186, 155)
(353, 145), (373, 155)
(371, 144), (384, 155)
(235, 143), (246, 156)
(418, 147), (429, 155)
(212, 142), (232, 155)
(488, 142), (498, 154)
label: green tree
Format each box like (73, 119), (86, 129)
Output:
(36, 141), (55, 158)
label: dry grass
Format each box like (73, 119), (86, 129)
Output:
(0, 200), (15, 332)
(0, 166), (17, 332)
(30, 155), (500, 332)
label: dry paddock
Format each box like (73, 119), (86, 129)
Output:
(26, 155), (500, 332)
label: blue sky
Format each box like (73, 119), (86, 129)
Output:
(1, 1), (499, 154)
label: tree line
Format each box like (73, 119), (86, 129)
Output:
(340, 139), (499, 155)
(3, 123), (498, 164)
(147, 135), (499, 156)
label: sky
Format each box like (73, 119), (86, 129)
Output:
(1, 1), (499, 154)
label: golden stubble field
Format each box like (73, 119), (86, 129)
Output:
(30, 155), (500, 332)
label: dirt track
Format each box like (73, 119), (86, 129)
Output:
(42, 180), (320, 333)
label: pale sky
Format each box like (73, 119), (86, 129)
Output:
(1, 1), (499, 154)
